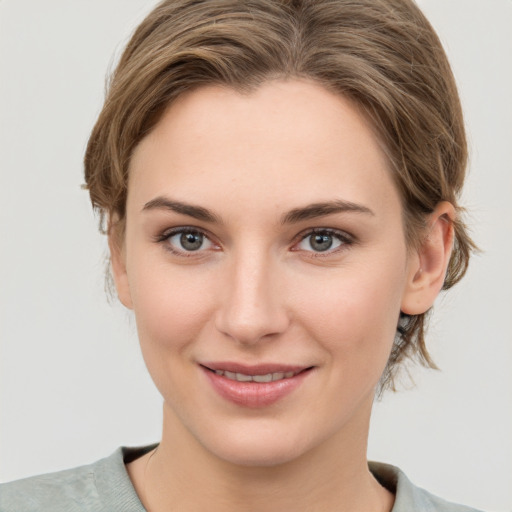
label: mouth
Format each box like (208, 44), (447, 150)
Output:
(201, 361), (312, 380)
(199, 362), (314, 408)
(209, 369), (302, 382)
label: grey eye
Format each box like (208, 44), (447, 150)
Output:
(168, 230), (212, 252)
(309, 233), (333, 252)
(297, 231), (345, 253)
(180, 232), (203, 251)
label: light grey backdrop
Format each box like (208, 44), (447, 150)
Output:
(1, 1), (511, 510)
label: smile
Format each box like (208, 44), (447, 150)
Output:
(200, 363), (314, 408)
(212, 370), (299, 382)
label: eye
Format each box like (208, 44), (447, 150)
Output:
(158, 227), (216, 255)
(295, 229), (351, 254)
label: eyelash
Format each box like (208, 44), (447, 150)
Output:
(154, 226), (217, 258)
(293, 228), (354, 257)
(154, 226), (354, 258)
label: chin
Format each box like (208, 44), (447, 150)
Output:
(196, 420), (318, 468)
(213, 441), (305, 468)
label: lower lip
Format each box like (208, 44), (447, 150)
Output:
(202, 367), (312, 408)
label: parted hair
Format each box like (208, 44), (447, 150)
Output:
(84, 0), (476, 392)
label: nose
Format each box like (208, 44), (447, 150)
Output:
(214, 249), (290, 346)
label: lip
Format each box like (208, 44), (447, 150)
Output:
(201, 361), (308, 375)
(200, 362), (313, 408)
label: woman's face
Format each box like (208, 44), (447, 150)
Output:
(115, 80), (419, 466)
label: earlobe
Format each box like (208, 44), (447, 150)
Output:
(108, 221), (133, 310)
(401, 202), (455, 315)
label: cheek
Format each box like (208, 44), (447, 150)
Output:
(127, 262), (222, 410)
(127, 258), (217, 360)
(292, 260), (406, 368)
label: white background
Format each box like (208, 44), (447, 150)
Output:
(0, 1), (511, 510)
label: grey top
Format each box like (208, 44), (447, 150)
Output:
(0, 445), (483, 511)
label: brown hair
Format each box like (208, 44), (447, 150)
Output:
(84, 0), (476, 392)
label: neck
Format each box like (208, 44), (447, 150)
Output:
(130, 402), (394, 512)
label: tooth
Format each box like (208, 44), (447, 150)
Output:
(217, 370), (298, 382)
(253, 373), (273, 383)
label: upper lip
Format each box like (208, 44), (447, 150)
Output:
(200, 362), (312, 375)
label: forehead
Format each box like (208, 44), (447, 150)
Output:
(128, 79), (400, 219)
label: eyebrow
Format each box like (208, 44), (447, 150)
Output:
(280, 200), (374, 224)
(142, 196), (374, 224)
(142, 197), (222, 224)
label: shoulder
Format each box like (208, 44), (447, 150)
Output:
(0, 446), (153, 512)
(0, 462), (99, 512)
(369, 461), (485, 512)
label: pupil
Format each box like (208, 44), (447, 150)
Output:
(311, 234), (332, 252)
(180, 232), (203, 251)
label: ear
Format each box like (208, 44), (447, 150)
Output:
(401, 202), (455, 315)
(108, 219), (133, 310)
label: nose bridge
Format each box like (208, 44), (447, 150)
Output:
(215, 244), (288, 345)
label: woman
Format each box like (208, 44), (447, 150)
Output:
(0, 0), (486, 510)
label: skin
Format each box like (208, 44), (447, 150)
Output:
(111, 79), (454, 512)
